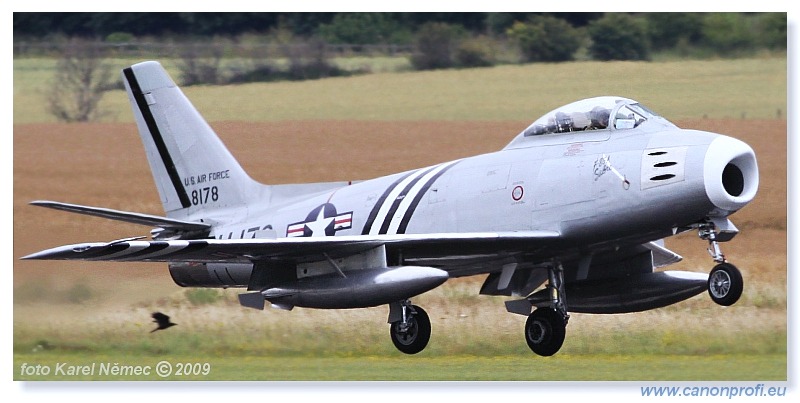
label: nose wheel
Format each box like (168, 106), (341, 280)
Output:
(708, 262), (743, 306)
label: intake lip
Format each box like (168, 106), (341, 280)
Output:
(703, 135), (759, 215)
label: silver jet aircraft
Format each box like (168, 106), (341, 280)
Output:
(24, 61), (759, 356)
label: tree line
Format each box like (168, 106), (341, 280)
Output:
(15, 12), (786, 63)
(13, 12), (599, 39)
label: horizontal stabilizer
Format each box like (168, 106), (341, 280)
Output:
(30, 200), (211, 232)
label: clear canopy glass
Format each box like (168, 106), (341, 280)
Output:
(522, 96), (660, 136)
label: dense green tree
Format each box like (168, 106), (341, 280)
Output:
(176, 13), (279, 36)
(317, 13), (411, 44)
(549, 12), (604, 27)
(410, 22), (465, 70)
(454, 36), (496, 67)
(646, 13), (704, 50)
(507, 15), (582, 62)
(485, 13), (516, 36)
(588, 13), (651, 61)
(754, 13), (786, 50)
(397, 13), (488, 32)
(85, 13), (188, 37)
(701, 13), (756, 55)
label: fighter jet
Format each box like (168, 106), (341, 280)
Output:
(23, 61), (759, 356)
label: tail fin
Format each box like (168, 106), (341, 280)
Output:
(122, 61), (262, 219)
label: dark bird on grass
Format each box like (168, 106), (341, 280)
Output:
(150, 312), (177, 333)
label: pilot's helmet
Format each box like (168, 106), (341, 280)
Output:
(590, 106), (610, 128)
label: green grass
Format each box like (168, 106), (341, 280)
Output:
(13, 281), (787, 381)
(13, 351), (786, 381)
(13, 56), (786, 124)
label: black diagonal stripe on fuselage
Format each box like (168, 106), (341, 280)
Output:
(396, 161), (460, 234)
(377, 166), (438, 234)
(123, 68), (191, 209)
(361, 171), (416, 235)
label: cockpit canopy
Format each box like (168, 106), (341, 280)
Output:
(522, 96), (663, 136)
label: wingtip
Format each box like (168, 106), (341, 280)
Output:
(29, 200), (54, 207)
(20, 251), (48, 260)
(19, 243), (101, 260)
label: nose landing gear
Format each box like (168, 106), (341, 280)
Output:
(698, 222), (744, 306)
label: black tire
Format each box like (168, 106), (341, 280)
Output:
(525, 308), (566, 357)
(708, 262), (743, 306)
(390, 305), (431, 355)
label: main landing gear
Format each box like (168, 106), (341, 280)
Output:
(698, 223), (744, 306)
(388, 299), (431, 354)
(524, 262), (569, 357)
(385, 222), (743, 356)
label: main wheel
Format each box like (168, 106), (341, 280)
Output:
(708, 262), (743, 306)
(390, 305), (431, 355)
(525, 308), (566, 357)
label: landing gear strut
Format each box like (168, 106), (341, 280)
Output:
(389, 300), (431, 354)
(698, 223), (744, 306)
(524, 262), (569, 356)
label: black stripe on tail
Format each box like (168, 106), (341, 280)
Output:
(123, 67), (191, 208)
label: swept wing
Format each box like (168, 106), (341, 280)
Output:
(22, 231), (561, 271)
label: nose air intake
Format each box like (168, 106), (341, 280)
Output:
(703, 136), (759, 215)
(722, 163), (745, 197)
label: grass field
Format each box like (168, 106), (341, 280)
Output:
(12, 56), (788, 383)
(13, 352), (787, 381)
(13, 56), (786, 123)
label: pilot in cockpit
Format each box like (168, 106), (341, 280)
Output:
(589, 106), (610, 129)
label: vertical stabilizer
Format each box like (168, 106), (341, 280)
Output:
(122, 61), (262, 220)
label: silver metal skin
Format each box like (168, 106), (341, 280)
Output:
(23, 61), (759, 356)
